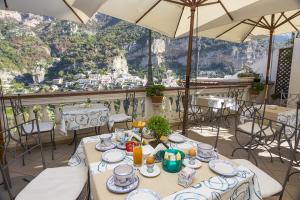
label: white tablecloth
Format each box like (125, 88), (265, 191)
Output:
(69, 134), (262, 200)
(60, 104), (113, 136)
(197, 96), (235, 109)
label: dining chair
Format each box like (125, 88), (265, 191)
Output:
(0, 114), (89, 200)
(9, 95), (56, 162)
(109, 91), (136, 130)
(176, 90), (197, 129)
(233, 122), (300, 200)
(232, 100), (279, 165)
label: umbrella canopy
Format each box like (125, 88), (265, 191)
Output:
(71, 0), (263, 38)
(70, 0), (277, 134)
(193, 1), (300, 102)
(0, 0), (89, 23)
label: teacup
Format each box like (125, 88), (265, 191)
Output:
(99, 133), (112, 147)
(197, 143), (214, 158)
(113, 164), (135, 187)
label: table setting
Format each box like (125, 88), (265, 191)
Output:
(69, 129), (262, 200)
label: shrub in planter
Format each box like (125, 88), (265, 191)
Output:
(147, 116), (171, 142)
(146, 85), (165, 103)
(250, 81), (265, 95)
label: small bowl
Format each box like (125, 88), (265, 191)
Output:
(113, 164), (135, 187)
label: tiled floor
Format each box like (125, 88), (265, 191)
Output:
(0, 123), (299, 200)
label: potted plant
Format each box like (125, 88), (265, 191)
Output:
(146, 84), (165, 103)
(147, 116), (171, 143)
(250, 81), (265, 96)
(237, 72), (259, 82)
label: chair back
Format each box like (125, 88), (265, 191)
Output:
(227, 87), (245, 100)
(0, 80), (9, 131)
(123, 91), (136, 120)
(0, 113), (46, 199)
(10, 94), (27, 126)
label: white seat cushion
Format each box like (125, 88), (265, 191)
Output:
(16, 166), (87, 200)
(237, 122), (274, 136)
(22, 122), (54, 134)
(233, 159), (282, 198)
(110, 113), (132, 123)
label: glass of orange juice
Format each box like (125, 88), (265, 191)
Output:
(133, 143), (143, 166)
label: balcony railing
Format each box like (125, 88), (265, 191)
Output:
(2, 83), (250, 143)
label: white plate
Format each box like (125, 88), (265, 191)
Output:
(95, 142), (116, 152)
(126, 189), (161, 200)
(182, 158), (202, 169)
(208, 159), (238, 177)
(102, 149), (126, 163)
(107, 175), (139, 194)
(139, 165), (161, 177)
(168, 133), (185, 143)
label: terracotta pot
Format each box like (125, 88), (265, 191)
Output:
(151, 96), (163, 103)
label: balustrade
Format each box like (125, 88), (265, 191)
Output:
(2, 84), (250, 143)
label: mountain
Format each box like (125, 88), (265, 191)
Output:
(0, 10), (292, 92)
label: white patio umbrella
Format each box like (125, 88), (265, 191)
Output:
(195, 7), (300, 101)
(0, 0), (89, 23)
(71, 0), (271, 134)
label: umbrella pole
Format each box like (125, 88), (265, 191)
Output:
(264, 29), (274, 104)
(182, 7), (196, 135)
(147, 29), (154, 86)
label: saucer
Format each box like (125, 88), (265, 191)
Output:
(196, 153), (218, 163)
(139, 165), (160, 178)
(183, 158), (202, 169)
(102, 149), (126, 163)
(106, 175), (139, 194)
(126, 189), (161, 200)
(117, 143), (126, 150)
(95, 142), (116, 152)
(208, 159), (238, 177)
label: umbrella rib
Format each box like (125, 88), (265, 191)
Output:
(244, 20), (267, 29)
(135, 0), (161, 24)
(241, 17), (263, 43)
(218, 0), (233, 21)
(174, 6), (185, 37)
(274, 13), (284, 27)
(215, 21), (244, 39)
(275, 11), (300, 30)
(262, 16), (271, 28)
(281, 13), (299, 32)
(62, 0), (84, 24)
(164, 0), (187, 6)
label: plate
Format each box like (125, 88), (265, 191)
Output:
(182, 158), (202, 169)
(168, 133), (185, 143)
(102, 149), (126, 163)
(139, 165), (161, 177)
(208, 159), (238, 177)
(106, 175), (139, 194)
(196, 150), (218, 163)
(126, 189), (161, 200)
(95, 142), (116, 152)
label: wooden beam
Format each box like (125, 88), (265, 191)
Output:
(218, 0), (233, 21)
(136, 0), (161, 24)
(164, 0), (187, 6)
(242, 17), (263, 42)
(216, 21), (245, 39)
(174, 6), (185, 37)
(62, 0), (84, 24)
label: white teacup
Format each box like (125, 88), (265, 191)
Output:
(113, 164), (135, 187)
(197, 143), (214, 158)
(99, 133), (112, 147)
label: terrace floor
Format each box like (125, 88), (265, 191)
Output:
(0, 122), (299, 200)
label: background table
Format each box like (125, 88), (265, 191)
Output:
(60, 104), (112, 136)
(196, 96), (235, 109)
